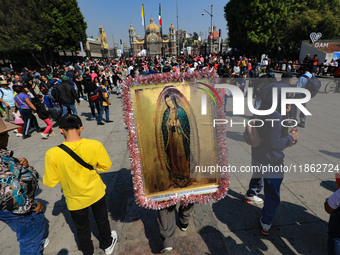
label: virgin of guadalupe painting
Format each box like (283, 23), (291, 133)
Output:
(162, 93), (191, 188)
(125, 73), (229, 208)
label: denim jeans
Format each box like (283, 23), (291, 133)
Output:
(103, 106), (110, 121)
(246, 159), (284, 225)
(69, 196), (112, 255)
(61, 104), (77, 116)
(0, 210), (46, 255)
(97, 105), (105, 124)
(88, 99), (101, 118)
(328, 207), (340, 255)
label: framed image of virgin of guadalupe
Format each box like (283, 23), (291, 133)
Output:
(122, 70), (229, 209)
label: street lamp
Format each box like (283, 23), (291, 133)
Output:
(202, 5), (213, 54)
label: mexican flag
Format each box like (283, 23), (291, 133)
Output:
(159, 4), (162, 25)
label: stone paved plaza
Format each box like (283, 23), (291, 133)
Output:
(0, 74), (339, 255)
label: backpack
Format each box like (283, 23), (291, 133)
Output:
(0, 154), (40, 212)
(302, 74), (321, 98)
(243, 120), (262, 148)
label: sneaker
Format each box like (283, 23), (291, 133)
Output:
(16, 133), (23, 137)
(40, 238), (49, 251)
(90, 117), (96, 120)
(97, 122), (105, 125)
(104, 230), (117, 255)
(49, 132), (56, 137)
(179, 222), (188, 231)
(243, 194), (264, 204)
(297, 123), (305, 128)
(160, 247), (173, 253)
(105, 120), (113, 123)
(22, 134), (31, 139)
(41, 133), (48, 139)
(79, 98), (84, 101)
(13, 129), (18, 133)
(260, 217), (271, 236)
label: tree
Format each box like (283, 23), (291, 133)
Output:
(285, 4), (340, 51)
(193, 32), (199, 41)
(224, 0), (340, 57)
(0, 0), (87, 66)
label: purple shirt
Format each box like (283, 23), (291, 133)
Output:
(14, 93), (30, 109)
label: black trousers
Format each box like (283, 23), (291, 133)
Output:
(69, 196), (112, 255)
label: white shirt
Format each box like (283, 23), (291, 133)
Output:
(328, 189), (340, 209)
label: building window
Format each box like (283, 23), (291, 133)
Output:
(140, 46), (143, 50)
(165, 45), (168, 50)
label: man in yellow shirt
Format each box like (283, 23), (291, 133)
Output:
(43, 114), (117, 255)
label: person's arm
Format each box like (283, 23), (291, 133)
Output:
(95, 142), (112, 172)
(265, 114), (295, 150)
(102, 90), (111, 105)
(71, 87), (80, 104)
(43, 149), (60, 188)
(325, 189), (340, 215)
(0, 90), (9, 108)
(296, 76), (307, 89)
(24, 97), (36, 111)
(0, 98), (9, 108)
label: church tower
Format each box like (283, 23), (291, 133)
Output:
(129, 24), (136, 45)
(169, 22), (176, 43)
(169, 22), (176, 55)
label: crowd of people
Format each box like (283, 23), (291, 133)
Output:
(0, 53), (339, 254)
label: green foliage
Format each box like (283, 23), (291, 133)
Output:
(0, 0), (87, 55)
(224, 0), (340, 56)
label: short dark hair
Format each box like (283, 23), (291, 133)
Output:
(61, 127), (80, 132)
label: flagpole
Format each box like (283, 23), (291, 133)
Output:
(176, 0), (179, 55)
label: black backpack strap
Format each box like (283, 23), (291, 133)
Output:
(58, 144), (94, 170)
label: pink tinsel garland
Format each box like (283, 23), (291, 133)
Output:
(121, 69), (229, 210)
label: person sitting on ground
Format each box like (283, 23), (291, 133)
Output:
(0, 118), (49, 254)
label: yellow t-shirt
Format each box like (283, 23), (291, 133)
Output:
(43, 138), (112, 211)
(101, 85), (108, 106)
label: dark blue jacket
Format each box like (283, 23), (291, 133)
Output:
(252, 111), (294, 165)
(252, 82), (294, 165)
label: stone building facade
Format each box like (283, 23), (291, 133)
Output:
(129, 18), (176, 57)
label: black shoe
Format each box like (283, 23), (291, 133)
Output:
(105, 120), (113, 123)
(179, 222), (188, 231)
(97, 122), (105, 125)
(297, 123), (305, 128)
(22, 134), (31, 139)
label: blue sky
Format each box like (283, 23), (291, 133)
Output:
(78, 0), (229, 48)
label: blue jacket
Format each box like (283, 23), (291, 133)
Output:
(252, 82), (294, 165)
(252, 111), (294, 165)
